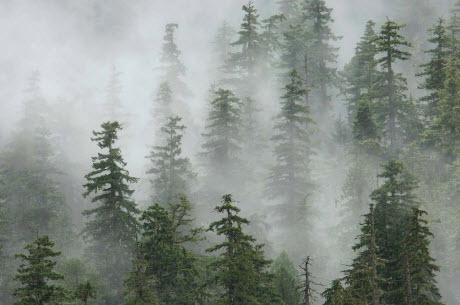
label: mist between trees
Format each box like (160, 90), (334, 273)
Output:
(0, 0), (459, 304)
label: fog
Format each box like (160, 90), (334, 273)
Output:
(1, 0), (458, 304)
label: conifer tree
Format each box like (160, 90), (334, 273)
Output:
(374, 19), (412, 150)
(403, 208), (443, 305)
(147, 116), (195, 206)
(321, 279), (346, 305)
(74, 281), (97, 305)
(271, 252), (302, 305)
(449, 0), (460, 52)
(139, 199), (201, 304)
(432, 57), (460, 162)
(267, 69), (314, 251)
(82, 121), (139, 304)
(212, 22), (237, 81)
(226, 1), (263, 96)
(418, 18), (450, 122)
(206, 194), (280, 305)
(201, 88), (242, 187)
(301, 0), (340, 112)
(160, 23), (189, 98)
(342, 20), (379, 121)
(371, 160), (419, 304)
(353, 99), (380, 143)
(13, 235), (66, 305)
(152, 81), (173, 125)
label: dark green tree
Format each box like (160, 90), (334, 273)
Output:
(82, 121), (140, 304)
(267, 69), (314, 255)
(374, 19), (412, 150)
(371, 160), (419, 304)
(403, 208), (443, 304)
(201, 88), (242, 184)
(301, 0), (340, 112)
(431, 57), (460, 162)
(418, 18), (450, 123)
(147, 116), (195, 206)
(321, 279), (347, 305)
(342, 20), (379, 121)
(74, 281), (97, 305)
(353, 99), (380, 142)
(206, 194), (280, 305)
(13, 235), (66, 305)
(271, 252), (302, 305)
(139, 199), (201, 305)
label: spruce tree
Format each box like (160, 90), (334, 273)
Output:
(74, 281), (97, 305)
(342, 20), (379, 121)
(449, 0), (460, 52)
(374, 19), (412, 150)
(321, 280), (347, 305)
(432, 57), (460, 162)
(147, 115), (195, 206)
(160, 23), (189, 98)
(82, 121), (140, 304)
(212, 21), (237, 81)
(371, 160), (419, 304)
(353, 99), (380, 143)
(403, 208), (443, 304)
(206, 194), (280, 305)
(301, 0), (340, 112)
(271, 252), (302, 305)
(13, 235), (66, 305)
(152, 81), (173, 126)
(418, 18), (450, 122)
(267, 69), (314, 254)
(226, 1), (263, 96)
(201, 88), (242, 191)
(139, 199), (201, 305)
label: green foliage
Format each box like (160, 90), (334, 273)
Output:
(138, 197), (202, 304)
(353, 99), (380, 142)
(267, 69), (314, 242)
(206, 194), (281, 305)
(82, 121), (140, 304)
(271, 252), (301, 305)
(74, 281), (97, 305)
(321, 279), (347, 305)
(13, 235), (66, 305)
(147, 116), (195, 206)
(374, 19), (412, 150)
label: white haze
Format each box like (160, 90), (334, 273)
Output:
(0, 0), (457, 303)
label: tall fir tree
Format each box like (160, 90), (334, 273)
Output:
(301, 0), (340, 113)
(418, 18), (450, 123)
(342, 20), (379, 122)
(147, 116), (195, 206)
(160, 23), (190, 98)
(374, 19), (412, 150)
(271, 252), (302, 305)
(432, 57), (460, 162)
(151, 81), (174, 127)
(403, 208), (443, 304)
(267, 69), (314, 257)
(138, 198), (202, 305)
(201, 88), (242, 196)
(13, 235), (66, 305)
(225, 1), (263, 96)
(82, 121), (140, 305)
(206, 194), (280, 305)
(212, 21), (237, 82)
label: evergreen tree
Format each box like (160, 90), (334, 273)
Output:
(267, 69), (314, 254)
(123, 243), (158, 305)
(271, 252), (302, 305)
(13, 235), (66, 305)
(226, 1), (263, 96)
(403, 208), (443, 304)
(371, 160), (419, 304)
(152, 81), (173, 125)
(160, 23), (190, 98)
(82, 121), (140, 304)
(449, 0), (460, 52)
(301, 0), (340, 112)
(374, 19), (412, 150)
(74, 281), (97, 305)
(418, 18), (450, 122)
(206, 194), (280, 305)
(342, 20), (379, 121)
(212, 22), (237, 82)
(353, 99), (380, 142)
(201, 88), (242, 189)
(432, 57), (460, 162)
(139, 198), (201, 305)
(147, 116), (195, 206)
